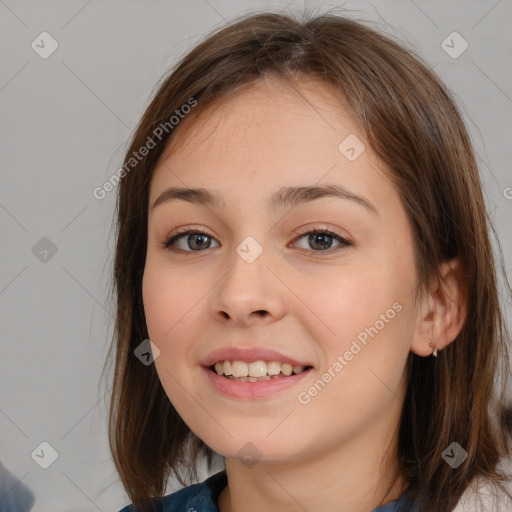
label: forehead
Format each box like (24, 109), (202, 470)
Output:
(161, 76), (360, 157)
(149, 76), (388, 213)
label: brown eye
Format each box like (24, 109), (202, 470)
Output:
(164, 230), (220, 252)
(292, 228), (352, 254)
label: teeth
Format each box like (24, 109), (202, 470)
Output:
(223, 361), (233, 375)
(248, 361), (267, 377)
(232, 361), (248, 377)
(247, 376), (270, 382)
(266, 361), (281, 375)
(212, 360), (307, 378)
(281, 363), (293, 376)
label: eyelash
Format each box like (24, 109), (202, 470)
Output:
(162, 225), (352, 256)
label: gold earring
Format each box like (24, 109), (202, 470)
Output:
(428, 339), (438, 357)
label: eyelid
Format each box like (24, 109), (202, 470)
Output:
(162, 225), (215, 248)
(291, 223), (350, 239)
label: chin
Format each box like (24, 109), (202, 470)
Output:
(208, 435), (305, 465)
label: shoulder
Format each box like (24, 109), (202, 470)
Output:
(451, 455), (512, 512)
(0, 461), (35, 512)
(118, 469), (228, 512)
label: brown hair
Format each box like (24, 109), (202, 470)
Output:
(104, 9), (512, 511)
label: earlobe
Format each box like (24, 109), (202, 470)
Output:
(410, 258), (467, 357)
(428, 339), (438, 357)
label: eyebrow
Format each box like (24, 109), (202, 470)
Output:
(151, 184), (378, 216)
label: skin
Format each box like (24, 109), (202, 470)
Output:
(142, 75), (465, 512)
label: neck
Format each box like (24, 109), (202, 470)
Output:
(217, 406), (408, 512)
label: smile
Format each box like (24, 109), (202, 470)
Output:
(210, 360), (312, 381)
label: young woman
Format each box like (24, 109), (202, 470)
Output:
(107, 10), (512, 512)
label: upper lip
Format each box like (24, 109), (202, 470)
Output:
(201, 347), (314, 368)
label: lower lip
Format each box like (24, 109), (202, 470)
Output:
(202, 366), (313, 400)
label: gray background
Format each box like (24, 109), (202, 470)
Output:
(1, 0), (511, 510)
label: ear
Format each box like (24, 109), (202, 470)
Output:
(410, 258), (467, 357)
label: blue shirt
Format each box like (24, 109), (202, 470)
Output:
(0, 461), (35, 512)
(118, 469), (421, 512)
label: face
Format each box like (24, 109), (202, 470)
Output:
(142, 76), (420, 464)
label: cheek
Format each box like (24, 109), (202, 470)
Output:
(142, 260), (195, 341)
(299, 274), (409, 416)
(302, 265), (391, 341)
(302, 256), (414, 383)
(142, 263), (199, 407)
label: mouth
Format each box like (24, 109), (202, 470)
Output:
(207, 360), (314, 382)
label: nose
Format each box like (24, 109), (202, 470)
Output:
(211, 246), (287, 327)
